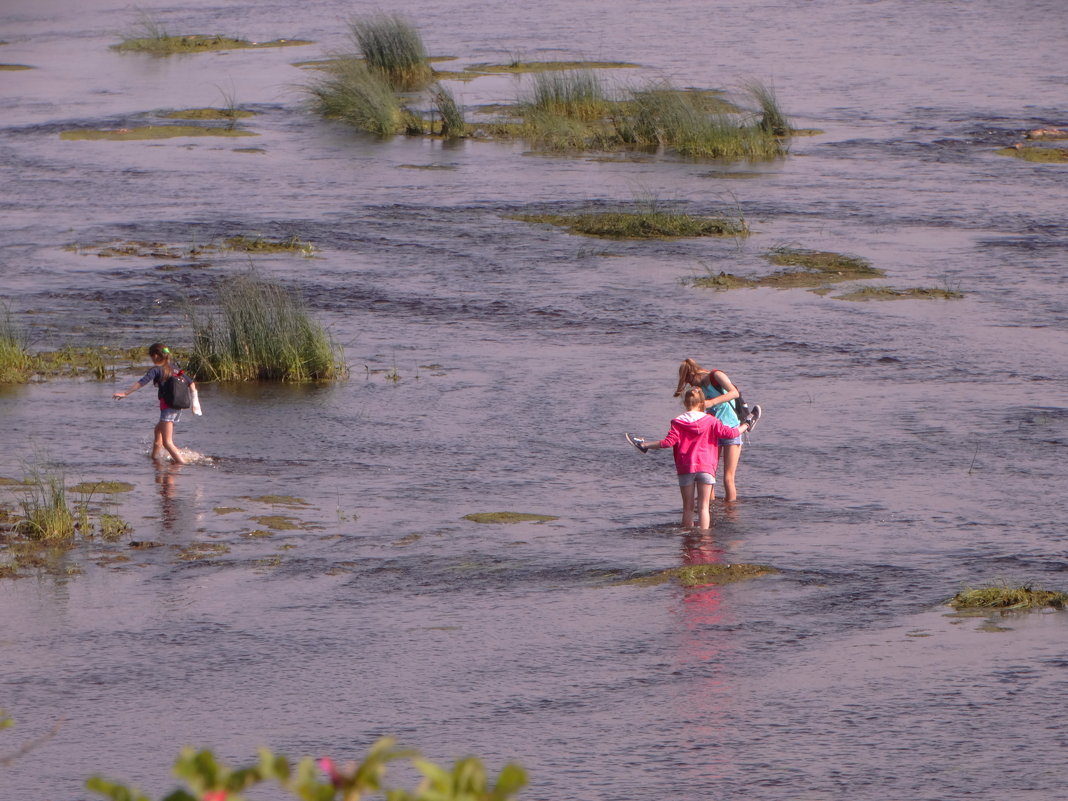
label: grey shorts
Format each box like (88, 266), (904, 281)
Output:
(678, 472), (715, 487)
(720, 436), (743, 446)
(159, 407), (182, 423)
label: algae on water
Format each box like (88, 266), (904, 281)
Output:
(463, 512), (558, 524)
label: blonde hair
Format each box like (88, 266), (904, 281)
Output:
(148, 342), (173, 379)
(683, 387), (705, 410)
(674, 358), (707, 397)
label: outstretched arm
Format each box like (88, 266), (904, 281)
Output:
(702, 370), (739, 410)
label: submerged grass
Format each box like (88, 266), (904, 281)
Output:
(112, 14), (311, 55)
(350, 14), (432, 90)
(188, 272), (345, 382)
(949, 583), (1068, 611)
(467, 60), (640, 74)
(463, 512), (558, 524)
(222, 235), (316, 255)
(622, 563), (779, 587)
(60, 126), (256, 141)
(835, 286), (964, 301)
(996, 146), (1068, 163)
(512, 200), (748, 240)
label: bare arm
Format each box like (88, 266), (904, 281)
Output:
(702, 370), (739, 410)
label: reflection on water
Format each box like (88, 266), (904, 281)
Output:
(1, 0), (1067, 799)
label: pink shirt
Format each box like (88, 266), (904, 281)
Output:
(656, 410), (741, 475)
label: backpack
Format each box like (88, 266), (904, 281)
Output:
(160, 371), (193, 409)
(708, 370), (750, 420)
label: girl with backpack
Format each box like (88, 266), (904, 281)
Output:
(113, 343), (196, 464)
(672, 357), (759, 502)
(624, 388), (755, 529)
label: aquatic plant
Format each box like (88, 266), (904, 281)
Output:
(512, 198), (748, 240)
(308, 57), (403, 136)
(995, 145), (1068, 163)
(463, 512), (559, 524)
(349, 14), (432, 90)
(60, 126), (257, 141)
(520, 70), (614, 122)
(112, 11), (311, 55)
(0, 302), (32, 383)
(743, 79), (791, 136)
(85, 737), (526, 801)
(13, 466), (75, 542)
(188, 272), (346, 382)
(949, 583), (1068, 611)
(834, 286), (964, 301)
(431, 83), (466, 138)
(622, 563), (779, 587)
(466, 59), (640, 75)
(222, 235), (316, 255)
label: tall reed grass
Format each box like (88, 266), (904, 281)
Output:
(0, 302), (32, 383)
(188, 273), (345, 382)
(308, 58), (402, 136)
(743, 79), (791, 136)
(520, 70), (613, 121)
(350, 14), (432, 90)
(15, 467), (75, 542)
(431, 83), (465, 138)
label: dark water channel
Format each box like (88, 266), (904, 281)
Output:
(2, 0), (1067, 799)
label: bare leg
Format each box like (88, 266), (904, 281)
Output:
(151, 424), (165, 460)
(155, 421), (186, 465)
(720, 443), (742, 501)
(679, 484), (695, 527)
(695, 482), (713, 530)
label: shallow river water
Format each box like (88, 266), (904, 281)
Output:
(2, 0), (1067, 799)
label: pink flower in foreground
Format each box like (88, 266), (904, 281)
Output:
(202, 792), (227, 801)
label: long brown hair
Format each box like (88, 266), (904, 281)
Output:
(673, 358), (708, 397)
(148, 342), (173, 379)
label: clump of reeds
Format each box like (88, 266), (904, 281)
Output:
(14, 467), (75, 541)
(512, 197), (748, 240)
(430, 83), (465, 138)
(0, 302), (32, 383)
(308, 57), (403, 136)
(949, 583), (1068, 611)
(188, 273), (345, 382)
(521, 70), (613, 121)
(350, 14), (432, 91)
(743, 79), (791, 136)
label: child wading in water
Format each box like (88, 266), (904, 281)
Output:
(625, 388), (760, 529)
(113, 343), (195, 464)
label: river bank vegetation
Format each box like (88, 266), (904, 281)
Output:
(112, 13), (311, 55)
(949, 583), (1068, 611)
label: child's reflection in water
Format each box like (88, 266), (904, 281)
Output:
(154, 463), (182, 531)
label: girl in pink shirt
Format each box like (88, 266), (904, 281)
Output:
(626, 388), (753, 529)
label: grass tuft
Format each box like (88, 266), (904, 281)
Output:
(349, 14), (432, 91)
(622, 563), (779, 587)
(188, 272), (346, 382)
(995, 145), (1068, 163)
(949, 583), (1068, 611)
(463, 512), (558, 524)
(512, 198), (748, 240)
(0, 302), (32, 383)
(430, 83), (466, 138)
(308, 57), (403, 136)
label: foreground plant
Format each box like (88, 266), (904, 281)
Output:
(86, 737), (527, 801)
(188, 272), (346, 382)
(350, 14), (433, 90)
(0, 301), (32, 383)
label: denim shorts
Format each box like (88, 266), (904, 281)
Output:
(720, 435), (743, 446)
(159, 407), (182, 423)
(678, 472), (715, 487)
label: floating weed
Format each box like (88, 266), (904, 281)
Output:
(621, 563), (779, 587)
(765, 246), (877, 274)
(60, 126), (257, 141)
(249, 515), (304, 531)
(98, 514), (132, 541)
(241, 495), (310, 507)
(234, 147), (266, 154)
(175, 542), (230, 561)
(213, 506), (246, 515)
(463, 512), (559, 524)
(113, 34), (312, 56)
(995, 145), (1068, 163)
(397, 163), (459, 170)
(162, 108), (256, 120)
(68, 481), (135, 495)
(242, 529), (274, 538)
(948, 583), (1068, 611)
(513, 209), (747, 239)
(834, 286), (965, 302)
(222, 235), (316, 255)
(393, 533), (422, 546)
(0, 64), (34, 71)
(687, 247), (886, 291)
(128, 540), (163, 549)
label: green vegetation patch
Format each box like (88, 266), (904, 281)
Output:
(213, 507), (246, 515)
(162, 108), (256, 120)
(463, 512), (558, 524)
(512, 210), (748, 239)
(241, 495), (310, 507)
(466, 60), (640, 74)
(68, 481), (135, 494)
(623, 563), (779, 587)
(835, 286), (964, 302)
(112, 35), (312, 55)
(0, 64), (33, 71)
(249, 515), (304, 531)
(175, 542), (231, 561)
(60, 125), (257, 141)
(222, 235), (316, 255)
(996, 146), (1068, 163)
(948, 583), (1068, 611)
